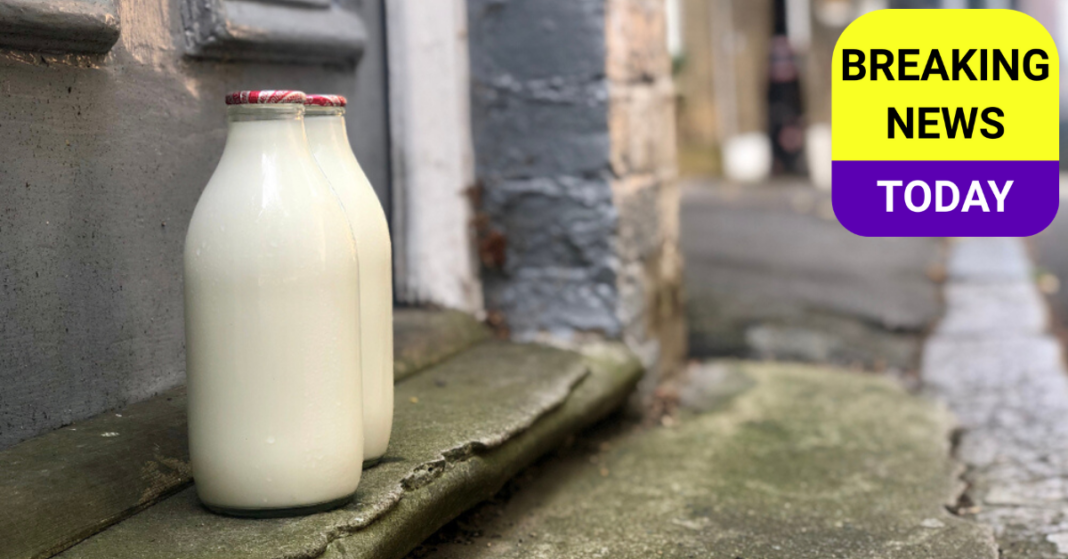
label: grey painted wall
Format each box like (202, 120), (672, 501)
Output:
(0, 0), (389, 449)
(468, 0), (621, 340)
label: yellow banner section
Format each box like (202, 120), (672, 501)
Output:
(832, 9), (1058, 162)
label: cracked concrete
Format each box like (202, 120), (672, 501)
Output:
(0, 309), (490, 559)
(407, 361), (998, 559)
(925, 237), (1068, 558)
(55, 342), (597, 559)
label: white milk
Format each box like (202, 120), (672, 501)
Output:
(305, 102), (393, 464)
(184, 101), (363, 514)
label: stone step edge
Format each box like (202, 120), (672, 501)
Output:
(49, 342), (643, 559)
(322, 343), (643, 559)
(0, 308), (490, 559)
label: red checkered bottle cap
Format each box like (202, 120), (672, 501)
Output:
(225, 90), (307, 105)
(305, 94), (347, 107)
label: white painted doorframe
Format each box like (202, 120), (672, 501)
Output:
(385, 0), (484, 314)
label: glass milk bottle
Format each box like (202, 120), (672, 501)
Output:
(184, 90), (363, 516)
(304, 94), (393, 466)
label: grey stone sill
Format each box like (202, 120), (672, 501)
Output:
(0, 309), (489, 559)
(180, 0), (366, 64)
(0, 0), (120, 54)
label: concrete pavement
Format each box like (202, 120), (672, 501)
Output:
(681, 179), (943, 372)
(407, 361), (997, 559)
(926, 238), (1068, 557)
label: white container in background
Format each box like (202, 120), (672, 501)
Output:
(184, 90), (363, 516)
(304, 94), (393, 465)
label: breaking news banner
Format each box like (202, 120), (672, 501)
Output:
(831, 9), (1059, 238)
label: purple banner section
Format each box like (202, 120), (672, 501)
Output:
(832, 160), (1060, 237)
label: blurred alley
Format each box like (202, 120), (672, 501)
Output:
(406, 1), (1068, 558)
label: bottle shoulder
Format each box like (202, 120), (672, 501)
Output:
(314, 154), (390, 232)
(185, 156), (358, 269)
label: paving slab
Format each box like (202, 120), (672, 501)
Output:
(925, 237), (1068, 558)
(938, 282), (1048, 337)
(407, 361), (998, 559)
(948, 237), (1032, 283)
(681, 180), (942, 370)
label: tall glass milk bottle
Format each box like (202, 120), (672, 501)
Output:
(184, 90), (363, 517)
(304, 94), (393, 466)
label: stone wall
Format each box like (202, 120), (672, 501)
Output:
(468, 0), (685, 381)
(606, 0), (686, 381)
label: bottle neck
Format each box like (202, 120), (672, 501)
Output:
(223, 105), (310, 158)
(304, 110), (354, 155)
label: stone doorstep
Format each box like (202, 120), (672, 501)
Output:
(53, 342), (641, 559)
(0, 308), (490, 559)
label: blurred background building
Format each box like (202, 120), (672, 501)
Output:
(672, 0), (1065, 187)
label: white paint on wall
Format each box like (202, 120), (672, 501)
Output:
(786, 0), (811, 52)
(806, 123), (832, 191)
(722, 133), (772, 184)
(666, 0), (683, 57)
(1059, 0), (1068, 111)
(386, 0), (484, 314)
(815, 0), (854, 27)
(856, 0), (887, 16)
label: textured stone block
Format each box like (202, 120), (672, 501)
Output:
(615, 175), (665, 261)
(482, 176), (617, 273)
(470, 86), (611, 178)
(0, 0), (119, 54)
(468, 0), (683, 378)
(486, 268), (622, 338)
(609, 81), (677, 176)
(468, 0), (606, 82)
(605, 0), (672, 84)
(180, 0), (366, 63)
